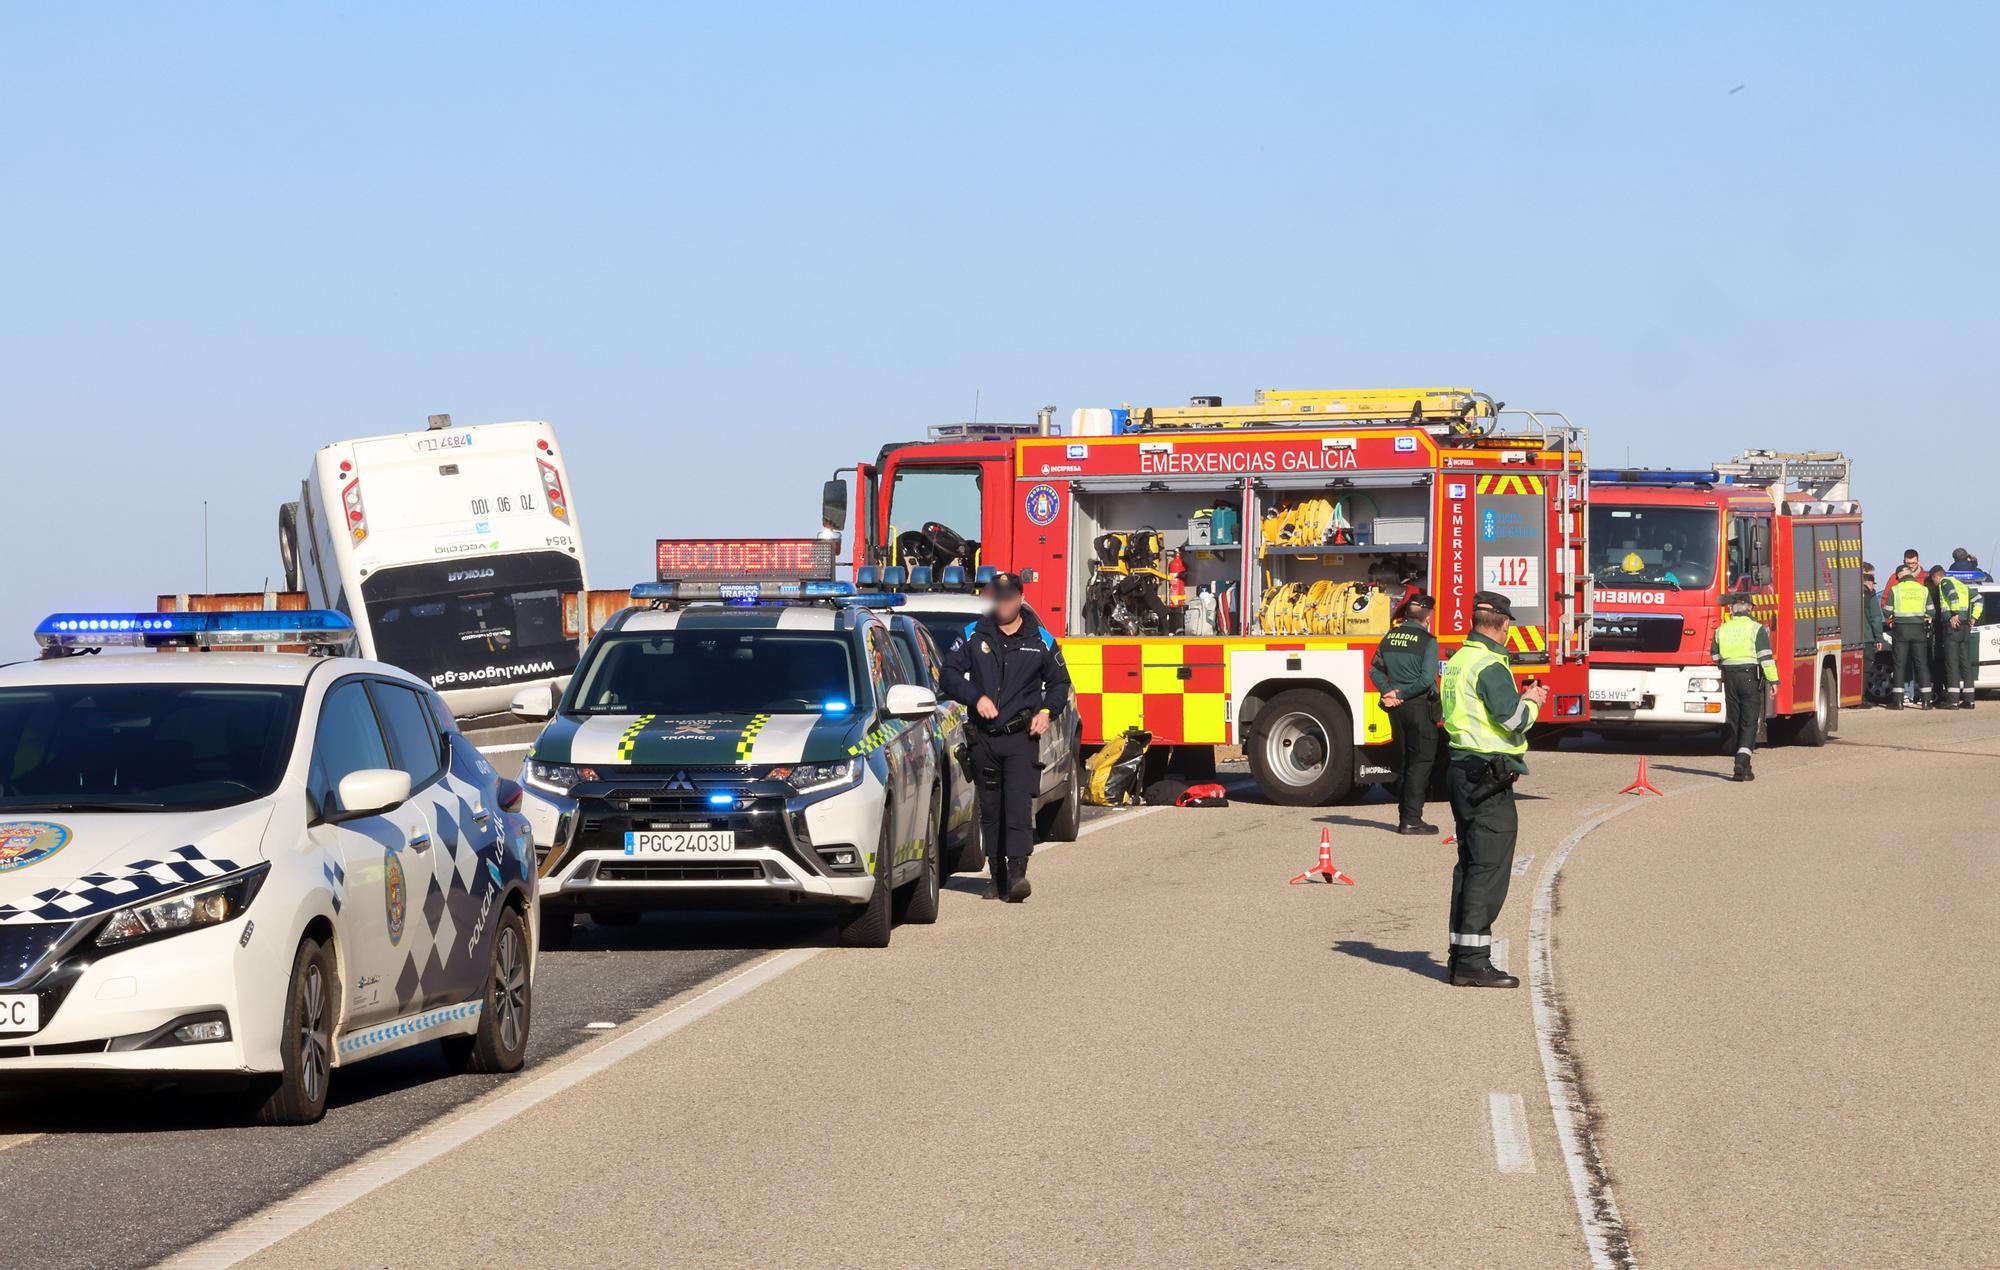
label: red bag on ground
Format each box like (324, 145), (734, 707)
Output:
(1176, 783), (1228, 808)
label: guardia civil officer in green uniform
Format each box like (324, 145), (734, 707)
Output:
(1369, 593), (1441, 835)
(1933, 566), (1978, 709)
(1439, 591), (1550, 989)
(1887, 567), (1936, 708)
(1712, 593), (1779, 781)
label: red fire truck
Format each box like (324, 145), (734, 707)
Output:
(822, 388), (1592, 804)
(1586, 450), (1864, 744)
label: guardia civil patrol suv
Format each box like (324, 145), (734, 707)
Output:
(0, 611), (537, 1124)
(513, 569), (954, 950)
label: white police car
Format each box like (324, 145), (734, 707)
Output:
(512, 577), (947, 949)
(0, 611), (536, 1124)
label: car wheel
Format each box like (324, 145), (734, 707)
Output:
(837, 822), (895, 948)
(442, 907), (532, 1075)
(539, 906), (575, 952)
(1038, 749), (1082, 842)
(895, 785), (943, 925)
(249, 936), (336, 1125)
(949, 805), (986, 875)
(1248, 688), (1354, 806)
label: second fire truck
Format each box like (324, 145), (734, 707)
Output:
(823, 388), (1592, 804)
(1586, 450), (1865, 743)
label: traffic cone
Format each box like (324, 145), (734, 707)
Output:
(1290, 827), (1357, 885)
(1619, 755), (1664, 796)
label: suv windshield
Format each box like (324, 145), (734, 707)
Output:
(567, 631), (857, 715)
(0, 683), (303, 812)
(1589, 506), (1720, 590)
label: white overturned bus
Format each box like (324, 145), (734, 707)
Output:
(281, 416), (589, 717)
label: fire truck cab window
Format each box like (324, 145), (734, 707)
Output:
(1589, 507), (1719, 590)
(1724, 515), (1771, 589)
(887, 465), (983, 570)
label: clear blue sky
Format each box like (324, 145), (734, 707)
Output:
(3, 4), (1995, 654)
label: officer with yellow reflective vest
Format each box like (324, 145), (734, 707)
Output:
(1934, 566), (1978, 709)
(1712, 593), (1779, 781)
(1439, 591), (1550, 989)
(1887, 567), (1936, 709)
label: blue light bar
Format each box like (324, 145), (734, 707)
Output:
(855, 565), (882, 587)
(832, 593), (907, 610)
(1590, 468), (1718, 486)
(634, 580), (857, 604)
(939, 565), (967, 588)
(36, 610), (356, 652)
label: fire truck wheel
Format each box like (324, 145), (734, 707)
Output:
(1775, 664), (1837, 747)
(1249, 689), (1354, 806)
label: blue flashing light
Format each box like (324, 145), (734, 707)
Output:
(35, 610), (356, 652)
(939, 565), (967, 588)
(630, 582), (677, 600)
(855, 565), (882, 587)
(973, 565), (998, 586)
(822, 699), (851, 715)
(832, 593), (906, 610)
(706, 792), (736, 808)
(907, 565), (934, 587)
(639, 579), (856, 605)
(881, 566), (909, 587)
(1590, 468), (1719, 486)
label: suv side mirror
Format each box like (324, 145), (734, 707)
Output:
(821, 478), (850, 535)
(331, 768), (413, 821)
(884, 684), (937, 720)
(510, 682), (557, 722)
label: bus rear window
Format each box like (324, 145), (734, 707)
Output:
(361, 552), (583, 689)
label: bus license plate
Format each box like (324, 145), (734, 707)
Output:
(0, 995), (39, 1033)
(624, 831), (736, 857)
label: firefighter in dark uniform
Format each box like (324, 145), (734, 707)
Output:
(1712, 593), (1778, 781)
(1439, 591), (1550, 989)
(1886, 567), (1935, 708)
(1934, 567), (1978, 709)
(941, 572), (1071, 903)
(1369, 593), (1441, 835)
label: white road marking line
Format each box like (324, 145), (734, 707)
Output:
(1488, 1092), (1536, 1174)
(1512, 853), (1535, 877)
(160, 948), (821, 1270)
(475, 742), (532, 755)
(584, 1021), (615, 1030)
(1532, 805), (1650, 1268)
(0, 1133), (41, 1155)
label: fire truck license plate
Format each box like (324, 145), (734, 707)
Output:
(624, 831), (736, 856)
(0, 995), (39, 1033)
(1589, 686), (1640, 704)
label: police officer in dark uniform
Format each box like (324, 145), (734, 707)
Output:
(1369, 593), (1441, 835)
(1439, 591), (1549, 989)
(941, 572), (1072, 903)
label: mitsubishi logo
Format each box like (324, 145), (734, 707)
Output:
(664, 770), (696, 791)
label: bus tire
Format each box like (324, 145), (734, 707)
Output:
(1248, 689), (1354, 806)
(277, 503), (302, 593)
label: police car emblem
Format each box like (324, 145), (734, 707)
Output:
(383, 847), (407, 945)
(0, 821), (70, 874)
(1025, 483), (1060, 526)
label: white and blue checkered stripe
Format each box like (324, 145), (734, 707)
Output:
(337, 1000), (483, 1059)
(0, 845), (240, 926)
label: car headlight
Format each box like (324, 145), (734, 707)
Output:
(95, 865), (269, 948)
(768, 757), (864, 795)
(1688, 676), (1723, 693)
(523, 759), (598, 795)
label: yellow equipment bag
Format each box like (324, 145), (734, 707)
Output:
(1340, 584), (1392, 635)
(1084, 727), (1152, 806)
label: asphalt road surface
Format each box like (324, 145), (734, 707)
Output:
(5, 708), (1995, 1268)
(0, 735), (1116, 1270)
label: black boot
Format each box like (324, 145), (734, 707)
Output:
(1450, 962), (1519, 989)
(1397, 818), (1440, 836)
(1005, 854), (1032, 903)
(987, 855), (1009, 900)
(1732, 752), (1751, 782)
